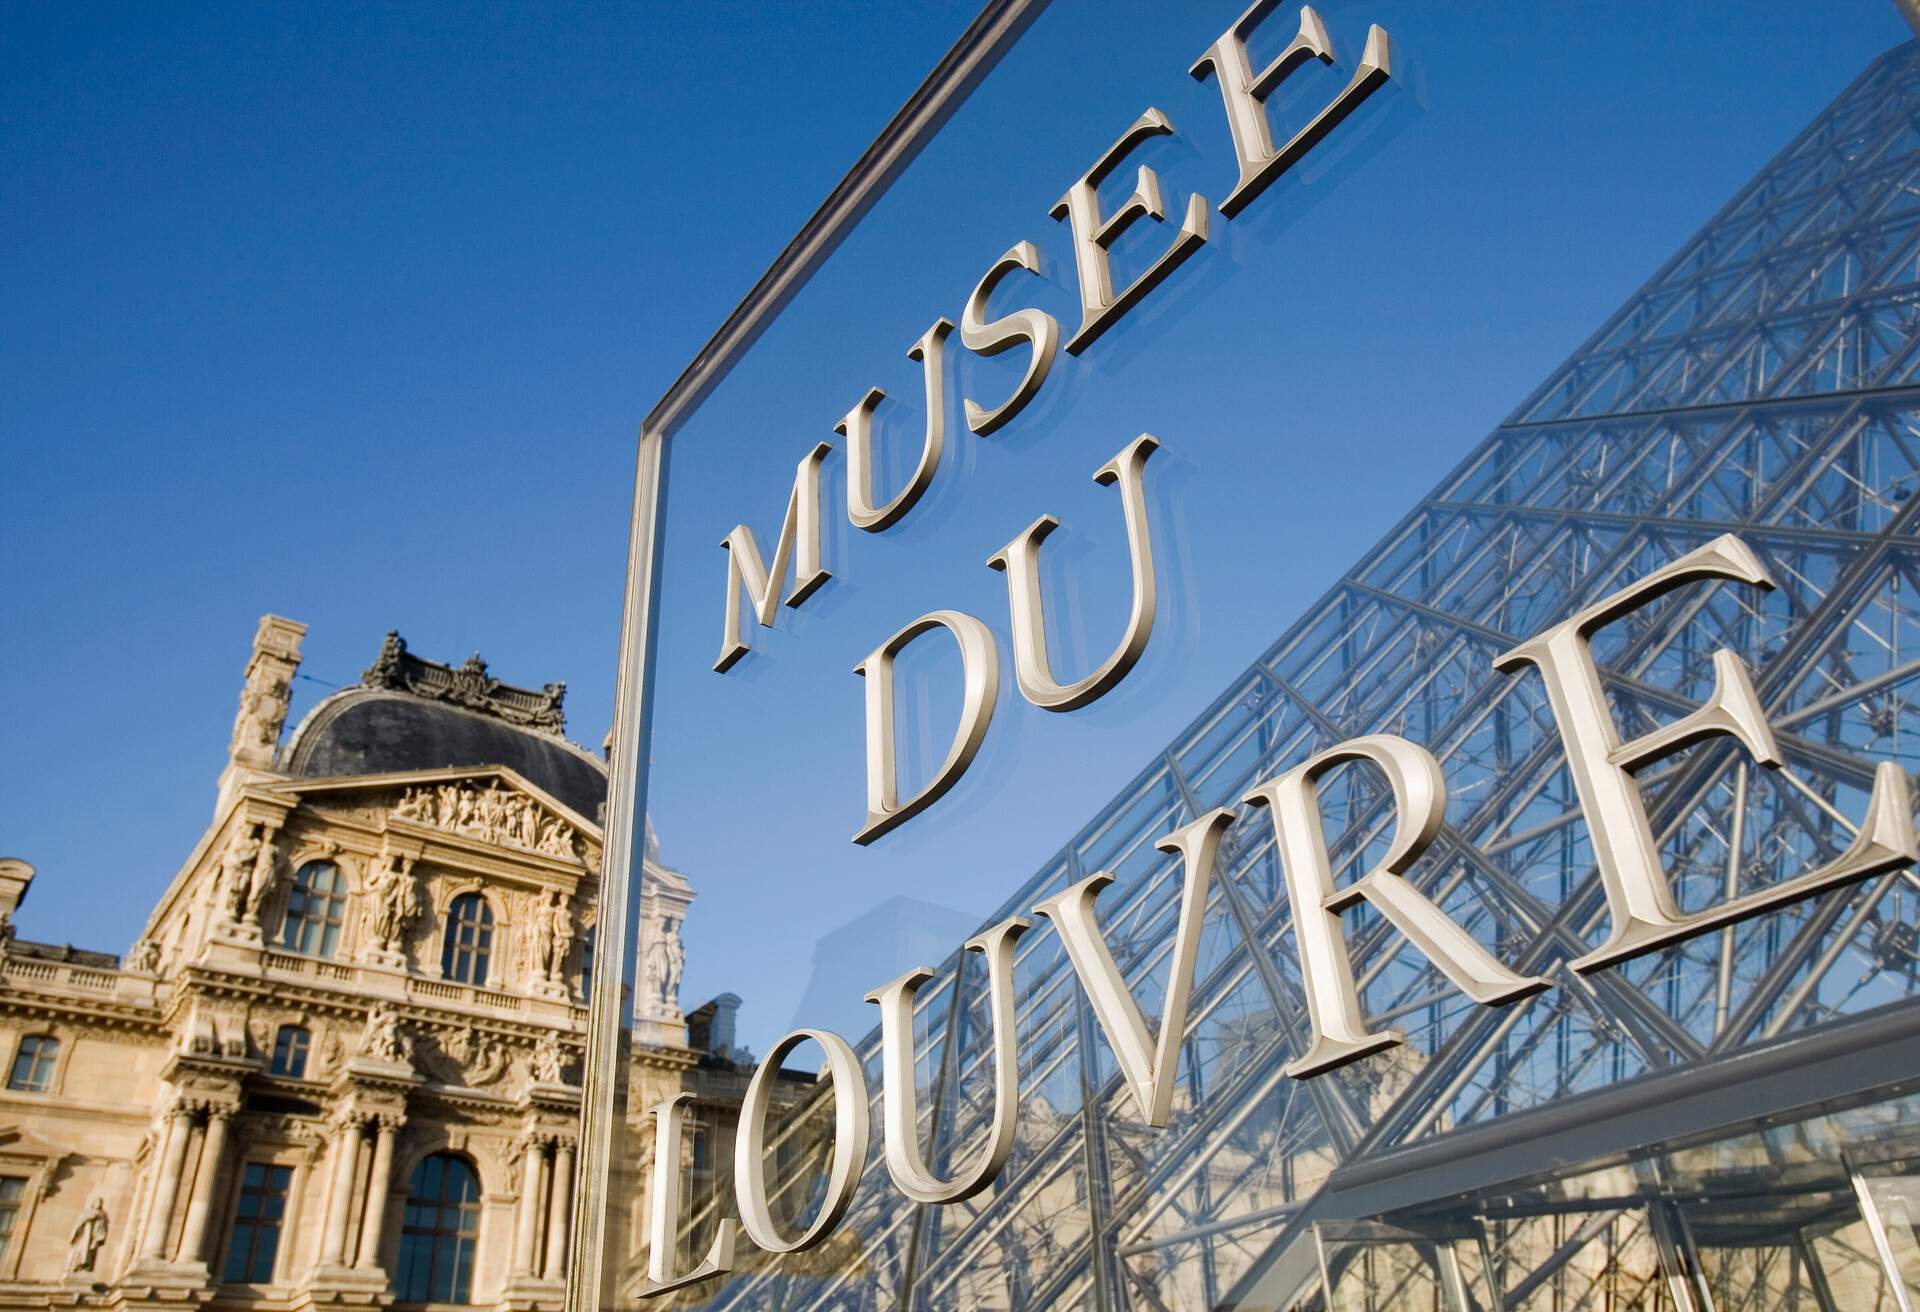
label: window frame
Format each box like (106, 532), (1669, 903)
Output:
(279, 861), (350, 960)
(221, 1159), (295, 1286)
(269, 1025), (311, 1079)
(5, 1035), (60, 1095)
(396, 1151), (482, 1304)
(0, 1138), (62, 1280)
(440, 893), (496, 987)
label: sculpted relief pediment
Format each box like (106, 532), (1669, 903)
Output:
(389, 777), (587, 863)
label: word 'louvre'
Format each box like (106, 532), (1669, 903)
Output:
(642, 533), (1919, 1294)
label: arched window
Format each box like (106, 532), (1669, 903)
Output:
(441, 894), (494, 986)
(270, 1025), (310, 1078)
(6, 1036), (56, 1092)
(396, 1153), (480, 1303)
(280, 862), (348, 959)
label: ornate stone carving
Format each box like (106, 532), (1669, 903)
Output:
(229, 615), (305, 769)
(640, 913), (685, 1022)
(634, 837), (694, 1034)
(361, 631), (566, 735)
(360, 1004), (410, 1065)
(391, 780), (579, 860)
(213, 826), (262, 925)
(530, 1030), (570, 1086)
(362, 847), (417, 963)
(244, 826), (280, 923)
(531, 889), (574, 994)
(67, 1198), (108, 1274)
(426, 1023), (508, 1087)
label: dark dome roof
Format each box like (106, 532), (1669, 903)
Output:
(286, 689), (607, 821)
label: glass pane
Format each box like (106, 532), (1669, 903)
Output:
(585, 4), (1920, 1310)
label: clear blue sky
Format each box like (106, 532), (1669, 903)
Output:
(3, 1), (1911, 1051)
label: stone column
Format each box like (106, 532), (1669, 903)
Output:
(138, 1106), (192, 1261)
(354, 1118), (399, 1271)
(182, 1108), (232, 1263)
(512, 1138), (546, 1276)
(542, 1140), (573, 1280)
(319, 1116), (364, 1267)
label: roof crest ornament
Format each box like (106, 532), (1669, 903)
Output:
(360, 630), (567, 737)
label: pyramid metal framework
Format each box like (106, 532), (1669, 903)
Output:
(659, 38), (1920, 1312)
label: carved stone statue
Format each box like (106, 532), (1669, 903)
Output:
(230, 667), (291, 758)
(549, 893), (575, 983)
(531, 1030), (567, 1084)
(360, 1004), (409, 1065)
(129, 939), (161, 974)
(363, 853), (415, 954)
(243, 829), (279, 922)
(641, 917), (684, 1017)
(437, 1024), (507, 1087)
(659, 916), (684, 1010)
(216, 827), (262, 923)
(67, 1198), (108, 1274)
(533, 890), (567, 982)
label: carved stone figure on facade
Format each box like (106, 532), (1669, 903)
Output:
(363, 851), (416, 959)
(392, 780), (581, 863)
(549, 892), (575, 984)
(536, 814), (576, 859)
(362, 630), (408, 689)
(436, 1023), (508, 1086)
(230, 664), (291, 758)
(361, 1003), (409, 1065)
(532, 889), (564, 982)
(531, 1029), (568, 1085)
(640, 917), (684, 1019)
(243, 827), (280, 923)
(129, 938), (161, 974)
(216, 827), (262, 924)
(392, 787), (433, 824)
(67, 1198), (108, 1274)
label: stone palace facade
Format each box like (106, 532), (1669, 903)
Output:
(0, 616), (756, 1311)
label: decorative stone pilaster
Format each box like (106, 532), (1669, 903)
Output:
(216, 614), (306, 811)
(634, 823), (694, 1048)
(503, 1080), (582, 1312)
(115, 1091), (222, 1307)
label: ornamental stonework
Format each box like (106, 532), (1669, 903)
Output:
(391, 780), (581, 860)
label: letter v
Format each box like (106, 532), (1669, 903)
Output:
(1033, 807), (1233, 1128)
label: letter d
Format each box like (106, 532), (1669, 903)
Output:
(853, 610), (999, 844)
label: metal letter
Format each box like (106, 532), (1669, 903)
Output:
(1243, 734), (1550, 1079)
(1191, 3), (1392, 218)
(853, 609), (1000, 844)
(638, 1093), (736, 1295)
(714, 441), (834, 673)
(988, 434), (1159, 712)
(838, 319), (954, 532)
(865, 914), (1031, 1204)
(1033, 808), (1234, 1127)
(1494, 533), (1918, 972)
(734, 1029), (869, 1254)
(1050, 108), (1209, 354)
(960, 240), (1059, 437)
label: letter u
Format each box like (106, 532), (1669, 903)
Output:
(988, 433), (1160, 711)
(865, 915), (1030, 1204)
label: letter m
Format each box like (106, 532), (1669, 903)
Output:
(714, 442), (833, 673)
